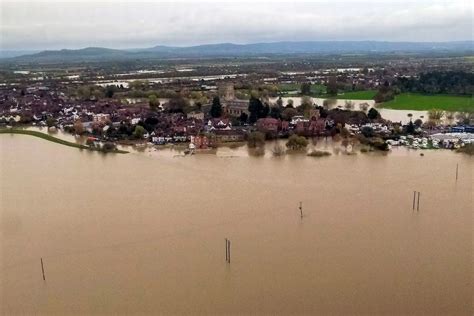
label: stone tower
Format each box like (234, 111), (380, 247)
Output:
(219, 83), (235, 101)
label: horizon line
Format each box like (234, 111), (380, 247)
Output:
(2, 39), (473, 52)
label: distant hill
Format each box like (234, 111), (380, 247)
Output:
(0, 50), (40, 58)
(4, 41), (473, 62)
(9, 47), (130, 62)
(142, 41), (474, 56)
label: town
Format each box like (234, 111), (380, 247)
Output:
(0, 54), (473, 155)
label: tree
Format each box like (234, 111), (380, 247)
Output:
(129, 80), (149, 90)
(209, 96), (222, 118)
(359, 102), (370, 112)
(262, 103), (270, 118)
(102, 142), (117, 152)
(133, 125), (146, 139)
(270, 106), (282, 119)
(406, 121), (415, 134)
(323, 99), (337, 109)
(46, 117), (56, 127)
(73, 119), (84, 135)
(248, 96), (265, 124)
(301, 82), (311, 95)
(344, 100), (355, 110)
(148, 94), (160, 110)
(361, 126), (374, 138)
(276, 97), (283, 107)
(286, 134), (308, 151)
(282, 107), (298, 121)
(105, 86), (115, 98)
(247, 131), (265, 148)
(427, 109), (444, 125)
(299, 96), (313, 118)
(445, 112), (455, 125)
(367, 108), (380, 120)
(168, 97), (190, 113)
(455, 111), (474, 125)
(239, 112), (248, 123)
(326, 76), (338, 96)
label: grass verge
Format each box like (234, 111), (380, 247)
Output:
(0, 129), (128, 154)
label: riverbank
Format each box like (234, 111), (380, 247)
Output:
(0, 128), (129, 154)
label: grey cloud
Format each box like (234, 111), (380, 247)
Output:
(0, 0), (472, 50)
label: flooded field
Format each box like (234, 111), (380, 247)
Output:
(1, 134), (472, 315)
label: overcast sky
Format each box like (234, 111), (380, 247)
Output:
(0, 0), (472, 50)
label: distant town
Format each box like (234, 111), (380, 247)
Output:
(1, 52), (473, 155)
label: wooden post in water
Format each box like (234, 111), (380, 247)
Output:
(412, 191), (416, 210)
(225, 238), (228, 262)
(299, 201), (303, 218)
(227, 240), (231, 263)
(456, 163), (459, 181)
(40, 258), (45, 281)
(417, 192), (421, 211)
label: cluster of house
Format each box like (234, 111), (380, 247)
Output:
(1, 84), (473, 152)
(386, 134), (473, 150)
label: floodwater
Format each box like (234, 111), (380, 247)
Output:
(269, 96), (427, 124)
(269, 96), (375, 109)
(1, 134), (472, 315)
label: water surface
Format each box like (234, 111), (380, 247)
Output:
(1, 135), (472, 314)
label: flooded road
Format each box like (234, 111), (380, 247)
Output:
(1, 135), (472, 315)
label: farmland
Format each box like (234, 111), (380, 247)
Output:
(381, 93), (473, 112)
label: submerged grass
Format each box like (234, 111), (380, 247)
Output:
(0, 128), (128, 154)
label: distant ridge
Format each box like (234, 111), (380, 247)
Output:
(3, 40), (473, 62)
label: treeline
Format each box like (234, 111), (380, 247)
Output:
(374, 71), (473, 103)
(396, 71), (474, 95)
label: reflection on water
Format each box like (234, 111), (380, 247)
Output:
(1, 135), (472, 315)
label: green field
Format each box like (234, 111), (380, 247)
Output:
(278, 83), (300, 92)
(279, 83), (326, 95)
(0, 129), (128, 153)
(381, 93), (473, 112)
(332, 90), (377, 100)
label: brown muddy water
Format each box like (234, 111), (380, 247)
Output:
(0, 134), (472, 315)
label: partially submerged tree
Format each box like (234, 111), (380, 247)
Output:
(427, 109), (444, 125)
(73, 119), (84, 135)
(359, 102), (370, 112)
(344, 100), (355, 110)
(286, 134), (308, 151)
(456, 111), (474, 125)
(247, 131), (265, 148)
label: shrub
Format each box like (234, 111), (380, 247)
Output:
(272, 144), (286, 156)
(307, 150), (331, 157)
(457, 143), (474, 156)
(286, 134), (308, 151)
(247, 131), (265, 148)
(102, 142), (117, 152)
(249, 147), (265, 156)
